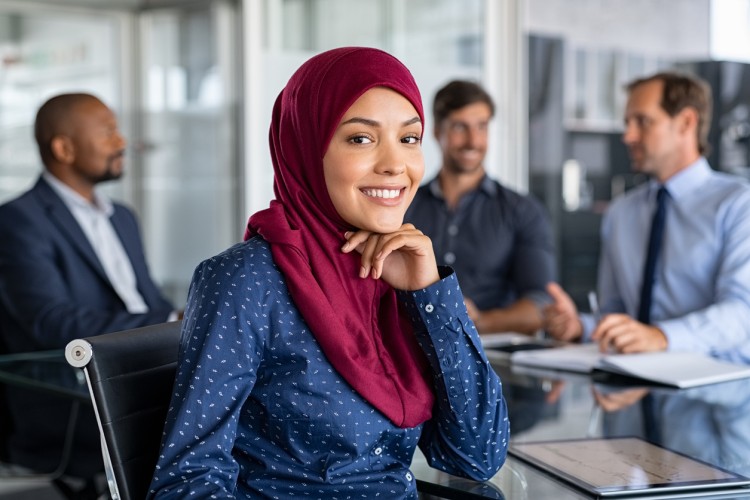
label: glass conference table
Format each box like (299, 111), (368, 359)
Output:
(412, 335), (750, 499)
(2, 340), (750, 499)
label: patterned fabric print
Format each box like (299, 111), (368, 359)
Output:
(148, 237), (508, 499)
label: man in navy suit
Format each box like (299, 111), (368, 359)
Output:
(0, 93), (177, 486)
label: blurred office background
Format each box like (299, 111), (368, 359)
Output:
(1, 0), (749, 310)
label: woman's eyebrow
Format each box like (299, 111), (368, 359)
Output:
(402, 116), (421, 126)
(340, 117), (379, 127)
(339, 115), (421, 127)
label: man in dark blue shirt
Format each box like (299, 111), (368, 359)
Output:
(406, 80), (555, 335)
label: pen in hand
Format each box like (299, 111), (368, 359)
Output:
(587, 291), (600, 323)
(588, 291), (612, 353)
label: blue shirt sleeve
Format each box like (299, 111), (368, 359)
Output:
(149, 252), (264, 498)
(657, 188), (750, 361)
(397, 267), (510, 481)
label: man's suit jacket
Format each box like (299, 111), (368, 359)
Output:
(0, 176), (174, 352)
(0, 175), (175, 476)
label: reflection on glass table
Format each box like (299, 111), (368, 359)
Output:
(597, 377), (750, 479)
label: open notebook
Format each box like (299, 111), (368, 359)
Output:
(510, 344), (750, 388)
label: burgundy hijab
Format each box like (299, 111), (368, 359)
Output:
(244, 47), (434, 428)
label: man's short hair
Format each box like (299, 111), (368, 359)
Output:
(433, 80), (495, 125)
(626, 72), (712, 155)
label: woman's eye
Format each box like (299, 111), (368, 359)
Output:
(349, 135), (373, 145)
(402, 135), (422, 145)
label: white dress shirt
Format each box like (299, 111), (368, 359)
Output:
(43, 172), (149, 314)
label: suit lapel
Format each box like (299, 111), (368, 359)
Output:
(34, 177), (111, 283)
(110, 208), (145, 287)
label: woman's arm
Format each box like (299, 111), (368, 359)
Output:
(399, 269), (509, 481)
(148, 249), (264, 498)
(344, 225), (509, 479)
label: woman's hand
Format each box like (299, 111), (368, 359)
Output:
(341, 224), (440, 291)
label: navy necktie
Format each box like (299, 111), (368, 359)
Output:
(637, 186), (668, 444)
(637, 186), (668, 324)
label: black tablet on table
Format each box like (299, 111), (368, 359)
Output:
(509, 437), (750, 498)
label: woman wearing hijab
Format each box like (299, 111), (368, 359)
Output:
(148, 47), (509, 499)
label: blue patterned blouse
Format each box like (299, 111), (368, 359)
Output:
(148, 237), (509, 499)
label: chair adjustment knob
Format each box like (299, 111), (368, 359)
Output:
(65, 339), (93, 368)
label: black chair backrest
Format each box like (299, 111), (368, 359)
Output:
(65, 321), (181, 500)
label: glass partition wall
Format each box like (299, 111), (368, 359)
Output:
(0, 0), (242, 306)
(137, 1), (241, 303)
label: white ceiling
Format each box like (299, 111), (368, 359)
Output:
(0, 0), (214, 11)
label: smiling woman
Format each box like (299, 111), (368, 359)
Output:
(147, 46), (509, 499)
(324, 87), (425, 235)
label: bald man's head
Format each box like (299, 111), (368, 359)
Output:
(33, 93), (127, 194)
(34, 93), (103, 167)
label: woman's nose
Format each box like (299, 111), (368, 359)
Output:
(374, 145), (407, 175)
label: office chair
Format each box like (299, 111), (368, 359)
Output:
(65, 321), (182, 500)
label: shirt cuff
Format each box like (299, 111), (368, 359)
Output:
(396, 267), (466, 333)
(654, 318), (692, 352)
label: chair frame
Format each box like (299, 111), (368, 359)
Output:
(0, 400), (80, 480)
(65, 321), (181, 500)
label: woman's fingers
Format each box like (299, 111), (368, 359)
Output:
(341, 230), (372, 254)
(340, 225), (438, 290)
(360, 233), (381, 279)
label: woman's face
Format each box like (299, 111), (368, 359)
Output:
(323, 87), (424, 233)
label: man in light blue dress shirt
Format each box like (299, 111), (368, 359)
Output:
(544, 72), (750, 365)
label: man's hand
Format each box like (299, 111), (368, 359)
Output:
(341, 224), (440, 291)
(468, 297), (543, 335)
(543, 282), (583, 341)
(464, 297), (480, 323)
(592, 314), (668, 353)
